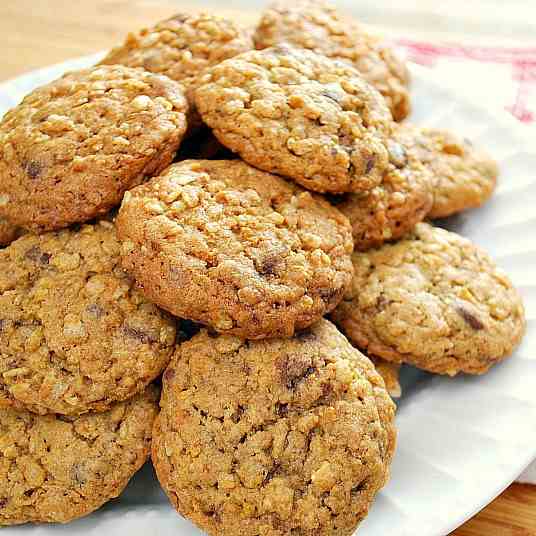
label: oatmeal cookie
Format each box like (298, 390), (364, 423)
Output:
(254, 0), (410, 121)
(0, 65), (187, 232)
(195, 45), (395, 194)
(332, 223), (525, 375)
(100, 13), (253, 127)
(333, 125), (433, 250)
(0, 219), (23, 248)
(117, 159), (353, 339)
(0, 221), (175, 415)
(153, 319), (396, 536)
(0, 386), (158, 525)
(408, 126), (498, 219)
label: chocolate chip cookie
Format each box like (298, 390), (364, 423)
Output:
(332, 223), (525, 375)
(0, 221), (176, 415)
(0, 65), (187, 232)
(0, 219), (23, 248)
(117, 159), (354, 339)
(100, 13), (253, 128)
(153, 319), (396, 536)
(0, 386), (158, 525)
(195, 46), (394, 194)
(254, 0), (411, 121)
(333, 125), (433, 250)
(409, 126), (498, 219)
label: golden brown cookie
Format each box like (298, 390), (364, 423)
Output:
(0, 386), (158, 525)
(195, 45), (395, 194)
(0, 218), (23, 248)
(117, 159), (354, 339)
(0, 65), (187, 232)
(253, 0), (410, 121)
(371, 357), (401, 398)
(100, 13), (253, 128)
(408, 126), (498, 219)
(153, 319), (396, 536)
(333, 125), (433, 251)
(0, 221), (176, 415)
(332, 223), (525, 376)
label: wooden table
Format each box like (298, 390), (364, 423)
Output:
(1, 1), (536, 534)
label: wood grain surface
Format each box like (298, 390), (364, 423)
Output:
(1, 1), (536, 535)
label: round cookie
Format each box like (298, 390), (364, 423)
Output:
(331, 223), (525, 376)
(0, 65), (187, 232)
(0, 221), (176, 415)
(409, 126), (498, 219)
(194, 45), (395, 194)
(153, 319), (396, 536)
(333, 126), (433, 251)
(0, 386), (158, 525)
(254, 0), (410, 121)
(116, 159), (354, 339)
(0, 218), (23, 248)
(100, 13), (253, 127)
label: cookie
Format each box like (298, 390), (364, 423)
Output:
(153, 319), (396, 536)
(100, 13), (253, 127)
(371, 358), (401, 398)
(117, 159), (354, 339)
(195, 45), (395, 194)
(0, 219), (23, 248)
(332, 223), (525, 375)
(254, 0), (410, 121)
(0, 386), (158, 525)
(0, 65), (187, 232)
(332, 125), (433, 250)
(0, 221), (176, 415)
(409, 126), (498, 219)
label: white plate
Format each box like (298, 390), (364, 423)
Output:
(1, 55), (536, 536)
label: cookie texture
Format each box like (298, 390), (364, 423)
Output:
(117, 160), (354, 339)
(0, 386), (158, 525)
(100, 13), (253, 127)
(0, 219), (23, 248)
(371, 358), (401, 398)
(332, 223), (525, 375)
(254, 0), (410, 121)
(333, 125), (433, 251)
(153, 319), (396, 536)
(410, 126), (498, 219)
(0, 221), (176, 415)
(195, 45), (394, 194)
(0, 65), (187, 232)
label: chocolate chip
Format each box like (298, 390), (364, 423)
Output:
(86, 304), (104, 318)
(25, 160), (42, 179)
(275, 403), (288, 416)
(163, 368), (175, 382)
(456, 306), (484, 330)
(387, 141), (407, 168)
(24, 246), (51, 265)
(231, 405), (245, 424)
(121, 324), (157, 344)
(364, 155), (376, 174)
(277, 356), (316, 390)
(0, 498), (7, 508)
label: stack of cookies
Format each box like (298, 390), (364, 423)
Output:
(0, 1), (525, 534)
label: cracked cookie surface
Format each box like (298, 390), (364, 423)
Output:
(153, 319), (396, 536)
(254, 0), (410, 121)
(0, 65), (187, 232)
(409, 126), (498, 219)
(0, 221), (175, 415)
(332, 223), (525, 375)
(117, 159), (353, 339)
(0, 386), (158, 525)
(100, 13), (252, 128)
(333, 124), (433, 251)
(195, 46), (394, 194)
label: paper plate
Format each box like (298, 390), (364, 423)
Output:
(1, 56), (535, 536)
